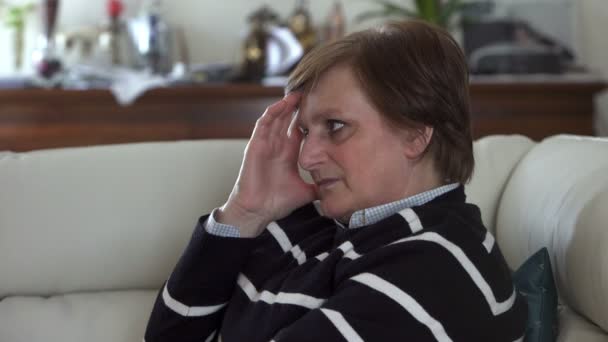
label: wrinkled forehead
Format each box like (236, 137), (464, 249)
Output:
(293, 65), (362, 126)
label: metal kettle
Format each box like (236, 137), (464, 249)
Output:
(240, 6), (303, 81)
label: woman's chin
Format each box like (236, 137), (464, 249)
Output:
(320, 200), (353, 223)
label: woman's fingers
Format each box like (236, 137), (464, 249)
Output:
(252, 93), (301, 147)
(269, 93), (301, 138)
(256, 93), (301, 150)
(274, 94), (303, 160)
(252, 100), (286, 140)
(285, 114), (304, 160)
(259, 99), (287, 125)
(283, 92), (302, 108)
(258, 93), (301, 125)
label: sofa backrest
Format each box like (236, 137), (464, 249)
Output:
(0, 135), (537, 298)
(465, 135), (535, 234)
(0, 140), (248, 297)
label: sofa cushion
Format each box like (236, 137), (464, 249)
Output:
(558, 306), (608, 342)
(514, 247), (558, 342)
(0, 290), (156, 342)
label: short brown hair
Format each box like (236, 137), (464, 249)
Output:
(286, 20), (474, 184)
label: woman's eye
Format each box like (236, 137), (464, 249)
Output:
(327, 120), (345, 133)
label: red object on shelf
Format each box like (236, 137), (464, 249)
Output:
(107, 0), (124, 18)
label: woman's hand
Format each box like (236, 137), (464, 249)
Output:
(217, 92), (316, 237)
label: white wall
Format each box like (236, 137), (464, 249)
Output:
(577, 0), (608, 135)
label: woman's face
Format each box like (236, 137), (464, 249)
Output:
(296, 64), (423, 222)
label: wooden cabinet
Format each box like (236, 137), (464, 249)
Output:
(469, 75), (606, 140)
(0, 76), (605, 152)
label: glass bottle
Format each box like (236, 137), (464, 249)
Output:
(32, 0), (63, 86)
(127, 0), (172, 74)
(107, 0), (124, 65)
(323, 0), (345, 43)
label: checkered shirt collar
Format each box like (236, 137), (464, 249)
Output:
(325, 183), (461, 229)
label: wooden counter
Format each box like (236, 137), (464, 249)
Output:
(0, 76), (606, 152)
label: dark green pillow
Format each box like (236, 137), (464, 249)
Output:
(513, 247), (558, 342)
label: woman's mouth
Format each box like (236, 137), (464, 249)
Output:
(316, 178), (340, 189)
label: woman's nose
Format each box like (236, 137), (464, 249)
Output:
(298, 137), (325, 171)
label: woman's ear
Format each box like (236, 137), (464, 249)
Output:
(403, 126), (433, 160)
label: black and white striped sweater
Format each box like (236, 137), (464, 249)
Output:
(145, 186), (527, 341)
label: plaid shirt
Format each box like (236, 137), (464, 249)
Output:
(206, 183), (460, 237)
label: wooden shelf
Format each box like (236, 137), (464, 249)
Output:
(0, 78), (606, 152)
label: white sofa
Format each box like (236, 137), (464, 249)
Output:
(0, 135), (607, 342)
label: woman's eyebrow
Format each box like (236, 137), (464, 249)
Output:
(297, 109), (342, 127)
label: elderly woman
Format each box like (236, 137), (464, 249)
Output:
(145, 21), (527, 341)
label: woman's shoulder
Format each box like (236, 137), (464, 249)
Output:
(339, 201), (514, 300)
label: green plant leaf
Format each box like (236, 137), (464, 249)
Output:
(7, 8), (25, 27)
(380, 0), (419, 16)
(415, 0), (441, 24)
(356, 0), (468, 28)
(439, 0), (466, 28)
(1, 3), (35, 28)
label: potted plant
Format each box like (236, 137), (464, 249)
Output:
(356, 0), (466, 29)
(0, 1), (36, 71)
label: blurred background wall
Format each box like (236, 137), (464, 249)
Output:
(0, 0), (606, 133)
(0, 0), (380, 73)
(578, 0), (608, 135)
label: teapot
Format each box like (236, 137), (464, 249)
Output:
(240, 6), (303, 81)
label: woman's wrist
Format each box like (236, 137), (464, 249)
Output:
(217, 202), (269, 238)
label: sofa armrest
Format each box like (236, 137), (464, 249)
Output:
(496, 135), (608, 336)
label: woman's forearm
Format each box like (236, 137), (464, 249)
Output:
(144, 215), (257, 341)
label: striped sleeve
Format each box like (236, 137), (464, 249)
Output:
(271, 240), (527, 342)
(144, 215), (257, 342)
